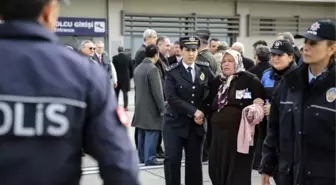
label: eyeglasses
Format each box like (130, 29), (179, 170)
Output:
(88, 47), (96, 51)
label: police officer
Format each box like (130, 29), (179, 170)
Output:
(260, 20), (336, 185)
(195, 29), (218, 162)
(0, 1), (139, 185)
(163, 36), (215, 185)
(195, 30), (218, 74)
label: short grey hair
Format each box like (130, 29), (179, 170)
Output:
(255, 45), (271, 62)
(79, 40), (93, 50)
(277, 32), (295, 45)
(95, 40), (104, 45)
(143, 29), (157, 39)
(232, 42), (245, 55)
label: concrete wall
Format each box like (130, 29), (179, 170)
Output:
(123, 0), (235, 15)
(237, 1), (335, 58)
(60, 0), (107, 17)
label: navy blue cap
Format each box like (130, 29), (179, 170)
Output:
(271, 40), (294, 55)
(297, 20), (336, 41)
(179, 36), (200, 49)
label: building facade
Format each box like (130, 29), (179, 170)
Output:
(59, 0), (336, 58)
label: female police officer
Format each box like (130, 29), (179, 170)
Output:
(260, 20), (336, 185)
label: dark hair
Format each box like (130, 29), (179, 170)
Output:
(117, 46), (124, 53)
(253, 40), (268, 48)
(174, 41), (180, 45)
(210, 38), (219, 43)
(0, 0), (51, 20)
(145, 45), (159, 58)
(156, 36), (168, 45)
(327, 40), (336, 60)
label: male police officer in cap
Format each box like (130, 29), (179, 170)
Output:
(0, 1), (139, 185)
(195, 29), (218, 74)
(260, 20), (336, 185)
(195, 29), (218, 162)
(163, 36), (215, 185)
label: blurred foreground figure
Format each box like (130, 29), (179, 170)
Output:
(260, 20), (336, 185)
(0, 0), (139, 185)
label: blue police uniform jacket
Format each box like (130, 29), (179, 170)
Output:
(0, 21), (139, 185)
(261, 62), (297, 101)
(164, 60), (215, 138)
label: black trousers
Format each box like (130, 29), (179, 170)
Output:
(115, 87), (128, 108)
(163, 125), (204, 185)
(202, 118), (212, 160)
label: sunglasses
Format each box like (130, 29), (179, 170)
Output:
(88, 47), (96, 51)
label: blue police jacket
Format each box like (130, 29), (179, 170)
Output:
(0, 21), (139, 185)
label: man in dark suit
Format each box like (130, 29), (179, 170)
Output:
(112, 46), (133, 110)
(168, 41), (182, 65)
(163, 36), (215, 185)
(93, 40), (118, 87)
(134, 29), (158, 68)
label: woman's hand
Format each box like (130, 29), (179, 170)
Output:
(253, 98), (264, 107)
(263, 104), (271, 116)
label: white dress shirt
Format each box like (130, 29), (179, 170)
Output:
(182, 62), (195, 82)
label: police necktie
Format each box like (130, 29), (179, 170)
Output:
(187, 67), (193, 82)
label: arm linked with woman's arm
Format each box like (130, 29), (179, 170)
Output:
(259, 86), (281, 176)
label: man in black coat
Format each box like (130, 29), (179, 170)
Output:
(113, 46), (133, 110)
(134, 29), (158, 69)
(232, 42), (255, 70)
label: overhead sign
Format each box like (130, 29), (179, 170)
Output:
(56, 17), (107, 36)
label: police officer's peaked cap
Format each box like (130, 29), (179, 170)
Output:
(297, 20), (336, 41)
(179, 36), (200, 49)
(195, 30), (211, 42)
(271, 40), (294, 55)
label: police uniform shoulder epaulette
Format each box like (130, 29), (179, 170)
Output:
(195, 60), (210, 67)
(166, 62), (179, 72)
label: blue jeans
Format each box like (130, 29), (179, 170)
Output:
(137, 128), (160, 165)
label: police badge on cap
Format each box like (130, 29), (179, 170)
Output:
(179, 36), (200, 49)
(297, 20), (336, 41)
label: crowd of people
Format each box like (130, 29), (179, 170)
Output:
(0, 0), (335, 185)
(129, 19), (336, 185)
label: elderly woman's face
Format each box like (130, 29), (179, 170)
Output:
(221, 54), (236, 76)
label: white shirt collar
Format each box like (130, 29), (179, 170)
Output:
(308, 65), (327, 83)
(182, 62), (195, 71)
(176, 56), (182, 61)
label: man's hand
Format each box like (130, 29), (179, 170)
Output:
(194, 109), (204, 120)
(261, 174), (271, 185)
(253, 98), (264, 107)
(114, 83), (118, 88)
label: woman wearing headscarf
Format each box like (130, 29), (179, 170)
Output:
(207, 49), (265, 185)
